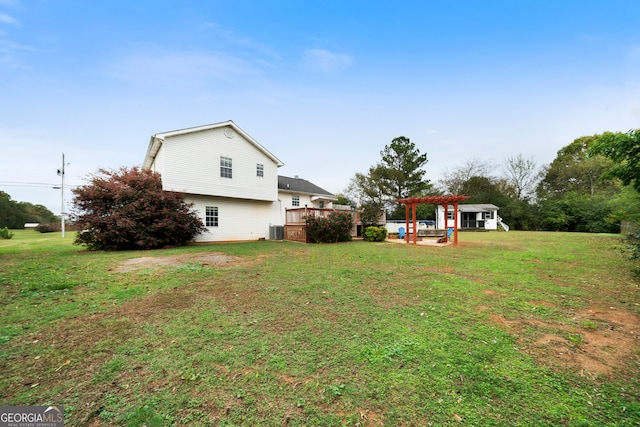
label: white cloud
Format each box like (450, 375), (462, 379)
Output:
(104, 48), (264, 86)
(0, 13), (17, 25)
(203, 22), (281, 61)
(301, 48), (352, 72)
(0, 39), (32, 68)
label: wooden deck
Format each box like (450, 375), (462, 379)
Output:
(284, 224), (308, 243)
(284, 207), (382, 243)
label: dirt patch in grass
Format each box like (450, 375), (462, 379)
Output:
(117, 286), (199, 323)
(111, 252), (243, 272)
(0, 283), (205, 422)
(488, 305), (640, 377)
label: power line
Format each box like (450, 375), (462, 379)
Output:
(0, 180), (81, 189)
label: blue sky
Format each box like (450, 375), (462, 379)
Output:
(1, 0), (639, 215)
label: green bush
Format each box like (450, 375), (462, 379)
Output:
(626, 231), (640, 276)
(72, 167), (206, 250)
(363, 226), (388, 242)
(0, 227), (14, 239)
(305, 212), (353, 243)
(36, 223), (56, 233)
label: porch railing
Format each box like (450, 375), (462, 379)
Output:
(284, 207), (361, 242)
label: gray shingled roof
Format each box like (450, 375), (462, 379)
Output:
(278, 175), (335, 198)
(446, 204), (499, 212)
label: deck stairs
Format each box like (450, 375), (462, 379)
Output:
(497, 216), (510, 232)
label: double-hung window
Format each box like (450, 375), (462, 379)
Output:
(220, 156), (232, 178)
(256, 163), (264, 177)
(292, 195), (300, 207)
(205, 206), (219, 227)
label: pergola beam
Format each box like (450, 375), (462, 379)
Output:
(397, 195), (471, 246)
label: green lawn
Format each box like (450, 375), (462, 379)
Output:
(1, 230), (639, 426)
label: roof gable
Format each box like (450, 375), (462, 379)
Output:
(143, 120), (284, 169)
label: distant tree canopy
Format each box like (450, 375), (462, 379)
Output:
(438, 159), (495, 195)
(502, 154), (540, 201)
(71, 167), (206, 250)
(0, 191), (58, 228)
(535, 134), (622, 233)
(346, 136), (434, 219)
(537, 136), (618, 199)
(590, 129), (640, 192)
(333, 193), (354, 208)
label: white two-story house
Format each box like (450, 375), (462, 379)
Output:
(142, 121), (336, 242)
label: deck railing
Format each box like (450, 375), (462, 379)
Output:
(284, 207), (362, 242)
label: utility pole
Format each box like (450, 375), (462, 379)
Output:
(57, 153), (66, 238)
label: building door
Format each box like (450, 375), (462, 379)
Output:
(461, 212), (477, 229)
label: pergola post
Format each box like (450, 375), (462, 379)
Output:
(412, 201), (417, 245)
(405, 203), (410, 243)
(453, 201), (459, 245)
(443, 203), (448, 243)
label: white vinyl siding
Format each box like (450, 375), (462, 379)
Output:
(159, 126), (278, 201)
(189, 195), (278, 242)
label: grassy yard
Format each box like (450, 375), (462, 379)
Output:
(1, 230), (639, 426)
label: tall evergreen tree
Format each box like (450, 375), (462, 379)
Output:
(378, 136), (430, 201)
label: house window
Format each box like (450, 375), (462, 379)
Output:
(256, 163), (264, 177)
(220, 156), (232, 178)
(447, 212), (454, 220)
(319, 201), (325, 208)
(483, 211), (494, 220)
(205, 206), (218, 227)
(292, 195), (300, 207)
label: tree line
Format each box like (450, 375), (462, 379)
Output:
(0, 191), (59, 229)
(341, 129), (640, 233)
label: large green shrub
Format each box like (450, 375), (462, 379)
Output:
(305, 212), (353, 243)
(36, 223), (57, 233)
(363, 226), (388, 242)
(72, 167), (206, 250)
(0, 227), (14, 239)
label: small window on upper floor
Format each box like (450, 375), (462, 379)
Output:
(292, 195), (300, 207)
(256, 163), (264, 177)
(220, 156), (232, 178)
(447, 212), (454, 220)
(483, 211), (494, 220)
(319, 201), (325, 209)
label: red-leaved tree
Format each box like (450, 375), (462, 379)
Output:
(72, 167), (206, 250)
